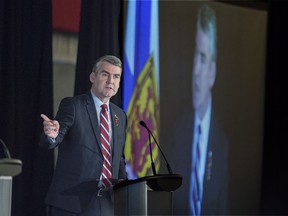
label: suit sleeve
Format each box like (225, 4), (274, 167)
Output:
(40, 97), (75, 149)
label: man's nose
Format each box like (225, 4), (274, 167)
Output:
(106, 75), (114, 83)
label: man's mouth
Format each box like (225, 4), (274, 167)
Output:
(106, 86), (114, 92)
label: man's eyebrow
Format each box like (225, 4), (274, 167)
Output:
(101, 70), (121, 76)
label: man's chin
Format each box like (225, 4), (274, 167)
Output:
(104, 92), (116, 98)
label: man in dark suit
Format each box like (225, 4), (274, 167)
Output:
(173, 111), (228, 215)
(172, 5), (229, 215)
(40, 55), (127, 216)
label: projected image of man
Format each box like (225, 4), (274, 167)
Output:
(190, 5), (229, 215)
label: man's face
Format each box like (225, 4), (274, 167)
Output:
(90, 61), (122, 103)
(192, 25), (216, 119)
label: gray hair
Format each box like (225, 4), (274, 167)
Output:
(92, 55), (122, 73)
(197, 5), (217, 61)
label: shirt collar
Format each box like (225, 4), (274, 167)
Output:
(90, 90), (110, 112)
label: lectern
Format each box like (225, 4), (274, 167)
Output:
(114, 174), (182, 216)
(0, 158), (22, 216)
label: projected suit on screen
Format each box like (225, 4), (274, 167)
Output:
(173, 5), (229, 215)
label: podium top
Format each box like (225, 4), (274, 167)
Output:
(0, 158), (22, 177)
(114, 174), (183, 192)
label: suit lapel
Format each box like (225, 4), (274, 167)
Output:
(202, 111), (215, 211)
(85, 93), (102, 152)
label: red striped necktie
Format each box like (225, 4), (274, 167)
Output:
(100, 104), (112, 188)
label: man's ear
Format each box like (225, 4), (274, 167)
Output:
(209, 61), (216, 88)
(89, 72), (95, 83)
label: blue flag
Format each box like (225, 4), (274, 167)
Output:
(123, 0), (160, 179)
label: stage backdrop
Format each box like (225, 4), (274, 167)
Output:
(0, 0), (54, 215)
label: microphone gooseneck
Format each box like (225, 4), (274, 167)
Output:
(0, 138), (11, 159)
(140, 121), (157, 176)
(139, 120), (173, 174)
(148, 129), (157, 176)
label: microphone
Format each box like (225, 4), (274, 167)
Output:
(139, 120), (173, 174)
(0, 138), (22, 176)
(0, 138), (11, 158)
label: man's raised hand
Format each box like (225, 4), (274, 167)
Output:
(40, 114), (59, 139)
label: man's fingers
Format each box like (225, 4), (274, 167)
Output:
(40, 114), (51, 122)
(51, 120), (59, 126)
(41, 114), (56, 127)
(41, 114), (59, 138)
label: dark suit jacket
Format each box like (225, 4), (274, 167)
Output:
(41, 92), (127, 214)
(172, 110), (229, 215)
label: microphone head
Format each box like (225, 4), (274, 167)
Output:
(139, 120), (146, 127)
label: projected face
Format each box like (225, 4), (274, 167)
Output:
(192, 25), (216, 120)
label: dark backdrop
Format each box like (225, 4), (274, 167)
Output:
(0, 0), (54, 215)
(261, 0), (288, 214)
(74, 0), (123, 107)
